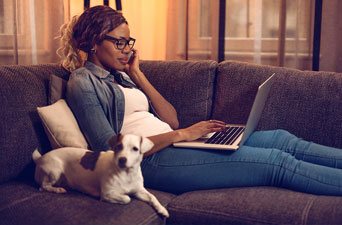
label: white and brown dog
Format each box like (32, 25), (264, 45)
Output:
(32, 134), (169, 218)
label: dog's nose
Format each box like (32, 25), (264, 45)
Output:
(118, 157), (127, 167)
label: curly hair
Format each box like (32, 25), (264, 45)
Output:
(57, 6), (127, 72)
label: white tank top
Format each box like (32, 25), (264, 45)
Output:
(118, 85), (173, 137)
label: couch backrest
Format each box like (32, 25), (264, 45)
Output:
(213, 61), (342, 148)
(0, 60), (217, 183)
(212, 61), (273, 125)
(0, 64), (69, 183)
(2, 60), (340, 184)
(140, 60), (218, 128)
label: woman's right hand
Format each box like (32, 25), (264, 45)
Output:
(179, 120), (226, 142)
(124, 49), (141, 80)
(145, 120), (226, 156)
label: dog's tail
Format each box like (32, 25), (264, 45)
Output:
(32, 149), (42, 163)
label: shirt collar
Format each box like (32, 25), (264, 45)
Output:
(84, 61), (110, 79)
(84, 61), (136, 88)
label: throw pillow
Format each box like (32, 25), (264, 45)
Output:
(37, 99), (88, 149)
(49, 74), (67, 104)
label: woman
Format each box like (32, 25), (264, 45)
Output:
(59, 5), (342, 195)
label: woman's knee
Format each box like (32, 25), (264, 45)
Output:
(245, 129), (297, 148)
(273, 129), (296, 138)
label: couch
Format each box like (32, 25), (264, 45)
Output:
(1, 60), (341, 225)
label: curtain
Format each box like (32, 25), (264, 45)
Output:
(165, 0), (187, 60)
(320, 0), (342, 72)
(0, 0), (66, 65)
(166, 0), (315, 71)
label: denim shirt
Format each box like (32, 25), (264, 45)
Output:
(66, 61), (138, 151)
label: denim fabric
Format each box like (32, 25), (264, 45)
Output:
(66, 62), (135, 151)
(141, 129), (342, 195)
(66, 62), (160, 151)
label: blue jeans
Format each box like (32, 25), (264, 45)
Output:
(141, 129), (342, 195)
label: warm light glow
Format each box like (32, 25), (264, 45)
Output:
(69, 0), (168, 60)
(69, 0), (83, 18)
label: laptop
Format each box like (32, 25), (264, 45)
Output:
(173, 73), (276, 151)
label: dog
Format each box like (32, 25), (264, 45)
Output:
(32, 134), (169, 218)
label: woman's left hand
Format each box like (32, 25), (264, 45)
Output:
(179, 120), (227, 142)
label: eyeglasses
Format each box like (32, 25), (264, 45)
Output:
(104, 35), (136, 50)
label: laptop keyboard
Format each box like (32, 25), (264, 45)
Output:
(205, 126), (245, 145)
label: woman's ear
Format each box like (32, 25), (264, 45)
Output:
(90, 48), (97, 54)
(90, 43), (99, 54)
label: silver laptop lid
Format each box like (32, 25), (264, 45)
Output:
(239, 73), (276, 146)
(172, 73), (276, 150)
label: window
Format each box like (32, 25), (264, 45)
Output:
(188, 0), (314, 69)
(0, 0), (65, 65)
(0, 1), (22, 49)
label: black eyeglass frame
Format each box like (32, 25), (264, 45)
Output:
(104, 35), (136, 50)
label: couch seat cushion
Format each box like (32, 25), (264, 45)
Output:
(0, 181), (175, 225)
(167, 187), (342, 225)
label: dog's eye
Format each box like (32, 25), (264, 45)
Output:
(132, 147), (139, 151)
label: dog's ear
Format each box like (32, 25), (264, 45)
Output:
(108, 134), (122, 149)
(140, 137), (154, 154)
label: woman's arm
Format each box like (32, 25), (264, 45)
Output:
(125, 50), (179, 129)
(145, 120), (226, 156)
(66, 72), (115, 151)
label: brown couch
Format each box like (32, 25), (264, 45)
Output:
(1, 60), (341, 225)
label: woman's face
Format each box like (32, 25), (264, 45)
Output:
(91, 23), (132, 71)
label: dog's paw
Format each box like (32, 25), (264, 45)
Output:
(39, 186), (67, 194)
(56, 187), (67, 193)
(158, 206), (169, 218)
(102, 194), (131, 204)
(118, 195), (131, 204)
